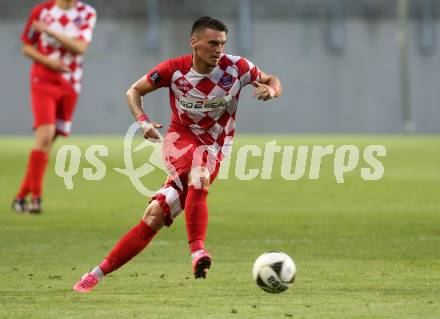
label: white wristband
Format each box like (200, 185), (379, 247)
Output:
(139, 121), (153, 131)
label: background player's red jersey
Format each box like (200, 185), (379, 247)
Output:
(22, 0), (96, 93)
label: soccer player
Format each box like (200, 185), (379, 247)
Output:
(73, 16), (282, 292)
(12, 0), (96, 213)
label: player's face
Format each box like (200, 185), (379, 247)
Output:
(191, 28), (227, 68)
(56, 0), (76, 9)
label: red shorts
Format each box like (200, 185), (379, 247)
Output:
(31, 78), (78, 136)
(151, 129), (221, 226)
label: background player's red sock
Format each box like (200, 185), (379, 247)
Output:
(99, 220), (157, 275)
(16, 153), (32, 199)
(16, 149), (48, 199)
(30, 149), (49, 198)
(185, 186), (209, 254)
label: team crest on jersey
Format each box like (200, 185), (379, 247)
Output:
(176, 78), (192, 93)
(73, 17), (83, 27)
(219, 74), (234, 89)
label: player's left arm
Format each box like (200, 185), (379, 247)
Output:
(32, 21), (89, 55)
(252, 71), (282, 101)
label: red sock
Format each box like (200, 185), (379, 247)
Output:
(185, 186), (209, 254)
(17, 155), (32, 199)
(30, 150), (49, 198)
(17, 149), (48, 199)
(99, 220), (157, 275)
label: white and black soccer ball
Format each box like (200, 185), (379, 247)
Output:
(252, 251), (296, 294)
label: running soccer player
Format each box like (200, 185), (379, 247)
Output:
(73, 16), (282, 292)
(12, 0), (96, 213)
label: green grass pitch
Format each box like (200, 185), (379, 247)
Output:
(0, 135), (439, 319)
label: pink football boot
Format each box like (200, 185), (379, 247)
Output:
(191, 249), (212, 279)
(73, 272), (99, 292)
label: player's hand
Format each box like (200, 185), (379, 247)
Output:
(141, 121), (163, 142)
(251, 81), (277, 101)
(46, 59), (70, 73)
(32, 21), (53, 36)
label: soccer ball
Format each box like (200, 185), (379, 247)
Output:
(252, 251), (296, 293)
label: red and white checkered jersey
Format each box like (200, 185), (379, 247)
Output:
(22, 0), (97, 93)
(146, 54), (260, 160)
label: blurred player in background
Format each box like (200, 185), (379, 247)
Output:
(73, 16), (281, 292)
(12, 0), (96, 213)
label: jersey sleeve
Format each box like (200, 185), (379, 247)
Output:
(21, 5), (43, 45)
(78, 6), (97, 43)
(235, 57), (261, 88)
(145, 59), (176, 88)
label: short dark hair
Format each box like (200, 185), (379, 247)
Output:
(191, 16), (228, 36)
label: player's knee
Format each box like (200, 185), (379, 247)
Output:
(35, 126), (56, 151)
(142, 200), (165, 231)
(188, 166), (210, 190)
(39, 134), (53, 147)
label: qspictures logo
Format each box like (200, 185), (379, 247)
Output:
(54, 124), (387, 196)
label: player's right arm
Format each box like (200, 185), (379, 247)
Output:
(127, 57), (179, 140)
(21, 4), (68, 73)
(21, 44), (69, 72)
(126, 76), (163, 140)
